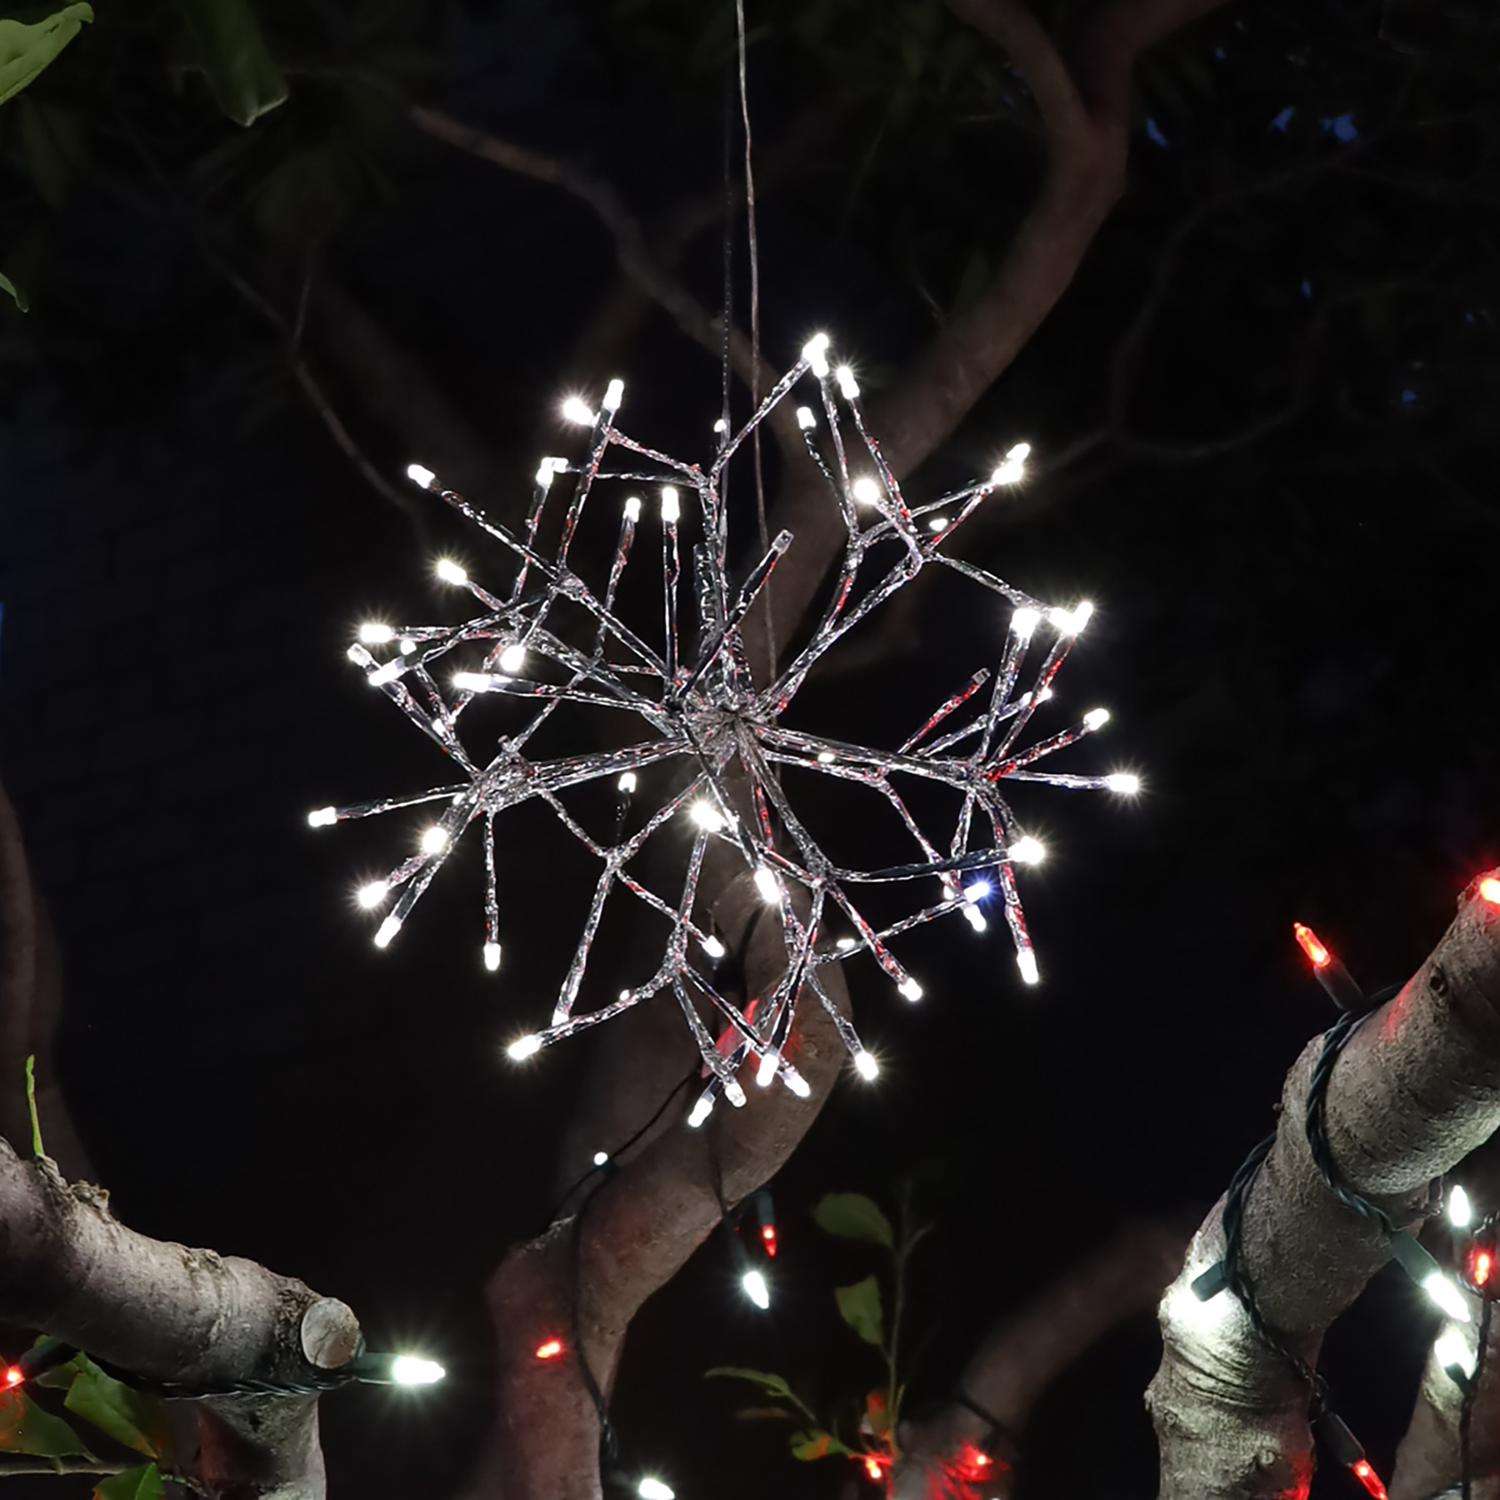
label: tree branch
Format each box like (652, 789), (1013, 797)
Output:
(456, 874), (853, 1500)
(1149, 875), (1500, 1498)
(892, 1218), (1186, 1498)
(0, 1137), (362, 1499)
(754, 0), (1233, 661)
(407, 104), (799, 457)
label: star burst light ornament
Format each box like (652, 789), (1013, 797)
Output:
(309, 334), (1141, 1123)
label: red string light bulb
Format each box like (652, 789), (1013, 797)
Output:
(1350, 1458), (1389, 1499)
(1293, 922), (1331, 969)
(1480, 876), (1500, 906)
(534, 1338), (565, 1362)
(3, 1367), (22, 1389)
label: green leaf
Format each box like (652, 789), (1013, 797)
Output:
(813, 1193), (894, 1249)
(0, 4), (92, 109)
(0, 1389), (92, 1459)
(790, 1429), (835, 1461)
(835, 1275), (884, 1347)
(65, 1358), (172, 1461)
(94, 1465), (166, 1500)
(705, 1367), (796, 1402)
(0, 272), (25, 312)
(24, 1055), (43, 1156)
(788, 1427), (855, 1460)
(174, 0), (288, 127)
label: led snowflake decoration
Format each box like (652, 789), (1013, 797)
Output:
(308, 334), (1140, 1124)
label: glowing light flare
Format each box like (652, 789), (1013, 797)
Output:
(3, 1366), (22, 1388)
(1480, 876), (1500, 906)
(420, 825), (449, 855)
(507, 1034), (543, 1062)
(1009, 836), (1046, 866)
(1293, 922), (1331, 969)
(835, 365), (859, 400)
(1436, 1323), (1477, 1378)
(1350, 1459), (1389, 1500)
(1472, 1247), (1493, 1288)
(851, 476), (881, 506)
(741, 1269), (771, 1309)
(356, 881), (388, 909)
(434, 558), (467, 586)
(359, 622), (394, 644)
(1105, 772), (1142, 794)
(637, 1479), (675, 1500)
(561, 396), (595, 426)
(498, 643), (527, 674)
(853, 1050), (879, 1081)
(691, 800), (727, 833)
(390, 1354), (445, 1386)
(534, 1338), (564, 1361)
(1423, 1270), (1472, 1322)
(801, 332), (831, 377)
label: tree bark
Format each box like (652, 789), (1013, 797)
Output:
(0, 1137), (361, 1499)
(1149, 876), (1500, 1499)
(892, 1219), (1186, 1498)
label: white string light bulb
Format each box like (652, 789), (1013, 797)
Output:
(1436, 1323), (1477, 1381)
(741, 1269), (771, 1310)
(1448, 1185), (1473, 1229)
(357, 881), (388, 909)
(311, 336), (1136, 1120)
(637, 1479), (676, 1500)
(1422, 1271), (1472, 1323)
(390, 1355), (445, 1386)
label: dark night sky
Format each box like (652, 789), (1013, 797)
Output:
(1, 2), (1497, 1496)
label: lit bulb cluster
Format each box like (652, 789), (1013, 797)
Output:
(309, 334), (1139, 1123)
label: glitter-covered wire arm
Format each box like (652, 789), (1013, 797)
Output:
(311, 343), (1142, 1111)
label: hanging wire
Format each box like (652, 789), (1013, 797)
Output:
(734, 0), (776, 679)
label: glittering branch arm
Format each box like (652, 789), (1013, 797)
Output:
(1149, 878), (1500, 1500)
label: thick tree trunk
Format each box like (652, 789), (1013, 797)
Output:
(1149, 876), (1500, 1498)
